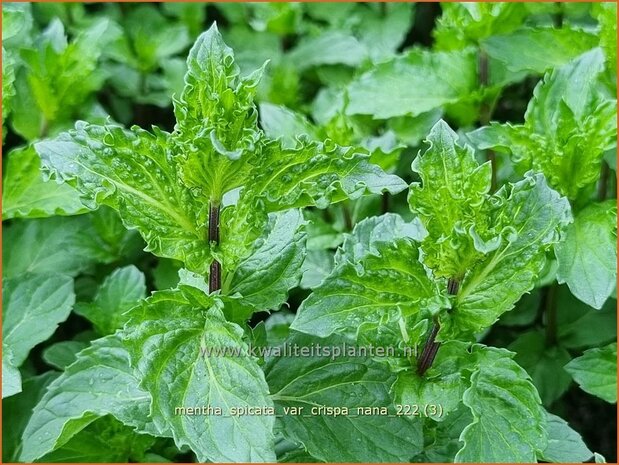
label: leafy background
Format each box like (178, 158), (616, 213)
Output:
(2, 2), (617, 463)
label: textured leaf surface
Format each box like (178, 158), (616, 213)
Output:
(124, 291), (276, 462)
(226, 210), (306, 322)
(565, 343), (617, 403)
(20, 335), (157, 462)
(3, 273), (74, 365)
(292, 239), (441, 338)
(2, 348), (21, 399)
(446, 173), (571, 338)
(265, 333), (423, 462)
(2, 145), (86, 219)
(555, 201), (617, 309)
(42, 341), (89, 370)
(456, 347), (547, 462)
(35, 122), (211, 274)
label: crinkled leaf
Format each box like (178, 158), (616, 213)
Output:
(540, 412), (593, 463)
(445, 173), (571, 338)
(75, 265), (147, 335)
(3, 273), (74, 365)
(225, 210), (306, 322)
(468, 49), (616, 201)
(455, 346), (547, 462)
(564, 343), (617, 403)
(123, 290), (276, 462)
(35, 122), (210, 274)
(20, 335), (157, 462)
(555, 201), (617, 309)
(408, 120), (492, 279)
(346, 48), (477, 119)
(292, 239), (443, 338)
(265, 333), (423, 462)
(2, 145), (86, 219)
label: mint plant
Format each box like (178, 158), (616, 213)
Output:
(2, 3), (617, 464)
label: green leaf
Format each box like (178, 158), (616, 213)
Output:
(123, 290), (276, 462)
(225, 210), (306, 322)
(39, 416), (156, 463)
(292, 239), (442, 338)
(2, 347), (21, 398)
(346, 48), (477, 119)
(265, 333), (423, 462)
(75, 265), (147, 335)
(456, 346), (547, 462)
(594, 2), (617, 70)
(3, 372), (58, 462)
(433, 2), (528, 50)
(20, 335), (157, 462)
(539, 412), (593, 463)
(288, 31), (367, 70)
(4, 216), (120, 278)
(482, 27), (598, 77)
(2, 145), (86, 219)
(42, 341), (89, 370)
(508, 331), (572, 405)
(35, 122), (211, 274)
(564, 343), (617, 403)
(3, 273), (74, 365)
(468, 48), (616, 201)
(445, 172), (571, 338)
(12, 18), (112, 140)
(2, 47), (16, 128)
(556, 286), (617, 350)
(555, 201), (617, 309)
(259, 102), (319, 148)
(408, 120), (492, 279)
(415, 405), (473, 462)
(394, 341), (471, 421)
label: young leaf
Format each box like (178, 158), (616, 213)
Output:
(468, 49), (617, 201)
(20, 334), (157, 462)
(123, 290), (276, 462)
(75, 265), (147, 335)
(539, 412), (593, 463)
(265, 333), (423, 462)
(224, 209), (306, 322)
(3, 273), (74, 365)
(408, 120), (492, 280)
(455, 346), (547, 462)
(2, 145), (86, 219)
(555, 201), (617, 309)
(564, 343), (617, 403)
(292, 239), (442, 338)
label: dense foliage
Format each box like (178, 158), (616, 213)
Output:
(2, 2), (617, 463)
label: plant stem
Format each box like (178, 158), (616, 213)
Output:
(209, 203), (221, 293)
(598, 161), (610, 201)
(417, 320), (440, 376)
(381, 193), (390, 214)
(544, 283), (558, 346)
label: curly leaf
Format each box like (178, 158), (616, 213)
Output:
(35, 122), (211, 274)
(123, 290), (276, 462)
